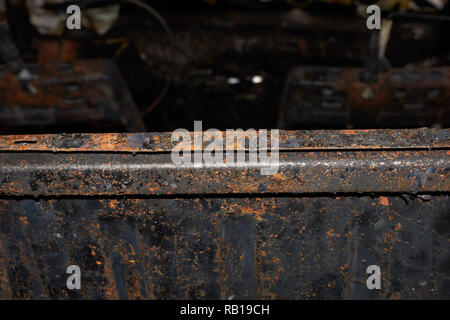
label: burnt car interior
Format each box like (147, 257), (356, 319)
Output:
(0, 0), (448, 301)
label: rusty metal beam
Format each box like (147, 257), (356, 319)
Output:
(0, 129), (448, 196)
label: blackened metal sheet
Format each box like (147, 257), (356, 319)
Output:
(0, 196), (448, 299)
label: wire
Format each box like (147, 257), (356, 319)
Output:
(123, 0), (174, 45)
(122, 0), (174, 116)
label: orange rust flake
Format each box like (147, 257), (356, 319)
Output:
(19, 217), (29, 225)
(339, 129), (376, 135)
(108, 200), (120, 210)
(379, 197), (389, 206)
(272, 173), (286, 181)
(327, 229), (335, 238)
(146, 182), (160, 193)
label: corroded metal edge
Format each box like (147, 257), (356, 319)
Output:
(0, 128), (448, 152)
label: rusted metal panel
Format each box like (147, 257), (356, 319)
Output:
(0, 128), (448, 299)
(279, 66), (450, 129)
(0, 59), (145, 133)
(0, 196), (448, 299)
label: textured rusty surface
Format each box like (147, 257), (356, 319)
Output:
(0, 59), (145, 133)
(280, 67), (450, 129)
(0, 129), (448, 299)
(0, 196), (448, 299)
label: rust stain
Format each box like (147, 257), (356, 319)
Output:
(379, 197), (389, 206)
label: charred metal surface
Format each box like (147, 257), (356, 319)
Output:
(279, 67), (450, 129)
(134, 25), (367, 82)
(0, 129), (448, 299)
(130, 10), (447, 79)
(0, 59), (145, 133)
(0, 196), (448, 299)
